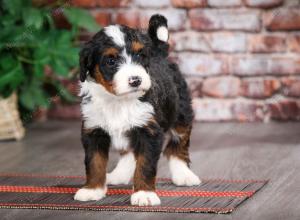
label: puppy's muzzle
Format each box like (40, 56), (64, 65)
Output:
(128, 76), (142, 88)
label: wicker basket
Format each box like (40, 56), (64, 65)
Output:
(0, 93), (25, 141)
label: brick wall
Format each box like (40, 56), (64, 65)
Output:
(51, 0), (300, 122)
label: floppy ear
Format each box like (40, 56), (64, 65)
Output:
(148, 14), (169, 43)
(79, 42), (94, 82)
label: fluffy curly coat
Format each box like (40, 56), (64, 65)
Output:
(74, 14), (200, 206)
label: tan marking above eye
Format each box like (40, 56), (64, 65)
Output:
(103, 47), (119, 57)
(132, 41), (144, 52)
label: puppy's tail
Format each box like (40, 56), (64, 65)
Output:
(148, 14), (169, 57)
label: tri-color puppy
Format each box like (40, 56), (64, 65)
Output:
(74, 14), (201, 206)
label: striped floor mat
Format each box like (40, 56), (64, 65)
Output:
(0, 173), (267, 214)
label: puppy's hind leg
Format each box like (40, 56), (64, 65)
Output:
(106, 151), (136, 185)
(164, 125), (201, 186)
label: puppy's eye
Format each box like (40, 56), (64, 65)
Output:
(133, 52), (144, 60)
(106, 57), (116, 67)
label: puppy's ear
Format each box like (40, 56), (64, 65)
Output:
(148, 14), (169, 43)
(79, 42), (94, 82)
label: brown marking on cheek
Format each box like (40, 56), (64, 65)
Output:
(133, 154), (155, 192)
(132, 41), (144, 52)
(163, 125), (192, 164)
(94, 65), (115, 94)
(103, 47), (118, 57)
(85, 151), (108, 188)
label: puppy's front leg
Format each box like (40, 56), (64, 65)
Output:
(130, 123), (163, 206)
(74, 128), (110, 201)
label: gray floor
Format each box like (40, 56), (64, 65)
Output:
(0, 121), (299, 220)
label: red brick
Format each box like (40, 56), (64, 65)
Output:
(270, 57), (300, 75)
(288, 35), (300, 52)
(202, 76), (241, 98)
(281, 77), (300, 97)
(285, 0), (300, 7)
(193, 98), (265, 121)
(232, 56), (300, 76)
(264, 9), (300, 31)
(231, 101), (265, 122)
(189, 9), (261, 32)
(48, 104), (81, 120)
(268, 100), (300, 120)
(116, 9), (186, 30)
(60, 79), (80, 97)
(186, 77), (203, 98)
(177, 53), (228, 76)
(92, 11), (111, 26)
(134, 0), (170, 7)
(170, 32), (210, 52)
(171, 32), (246, 53)
(209, 32), (246, 52)
(241, 78), (280, 98)
(208, 0), (242, 7)
(139, 9), (186, 30)
(115, 11), (140, 28)
(52, 9), (71, 29)
(79, 32), (93, 42)
(244, 0), (283, 8)
(248, 34), (286, 53)
(193, 98), (234, 121)
(71, 0), (96, 7)
(171, 0), (207, 8)
(232, 56), (269, 76)
(97, 0), (130, 7)
(33, 108), (48, 122)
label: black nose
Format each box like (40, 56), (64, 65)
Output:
(128, 76), (142, 87)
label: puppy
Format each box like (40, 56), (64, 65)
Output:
(74, 14), (201, 206)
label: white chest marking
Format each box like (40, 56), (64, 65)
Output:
(80, 81), (154, 151)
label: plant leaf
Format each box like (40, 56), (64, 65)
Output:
(23, 7), (44, 29)
(2, 0), (25, 15)
(53, 82), (76, 103)
(50, 58), (70, 76)
(64, 7), (100, 32)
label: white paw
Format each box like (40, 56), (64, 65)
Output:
(172, 169), (201, 186)
(106, 172), (131, 185)
(169, 156), (201, 186)
(74, 187), (106, 201)
(130, 191), (161, 206)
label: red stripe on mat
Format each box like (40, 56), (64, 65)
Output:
(0, 173), (268, 183)
(0, 185), (254, 198)
(0, 202), (233, 213)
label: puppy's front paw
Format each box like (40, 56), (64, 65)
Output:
(172, 169), (201, 186)
(74, 187), (106, 201)
(130, 191), (161, 206)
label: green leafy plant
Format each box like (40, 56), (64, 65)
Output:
(0, 0), (100, 119)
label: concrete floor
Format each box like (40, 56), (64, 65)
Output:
(0, 121), (299, 220)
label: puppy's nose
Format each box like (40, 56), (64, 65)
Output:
(128, 76), (142, 87)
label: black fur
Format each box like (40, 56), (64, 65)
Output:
(81, 128), (110, 175)
(129, 122), (163, 190)
(148, 14), (169, 57)
(79, 14), (194, 192)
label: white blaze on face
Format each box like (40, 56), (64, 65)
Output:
(104, 25), (125, 47)
(104, 25), (151, 97)
(114, 63), (151, 96)
(113, 50), (151, 96)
